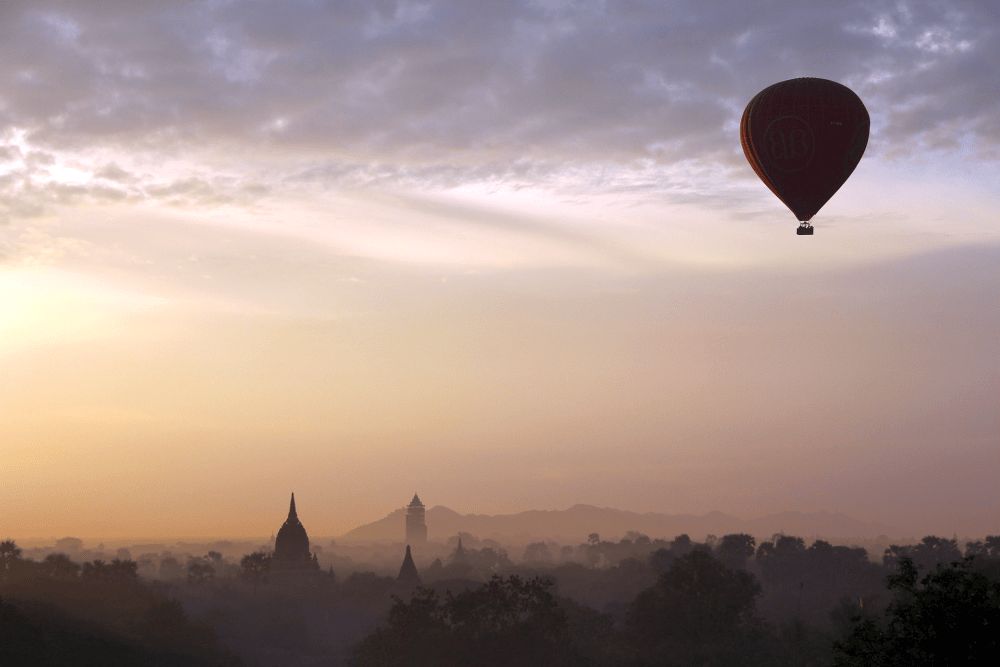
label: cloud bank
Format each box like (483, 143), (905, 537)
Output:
(0, 0), (996, 221)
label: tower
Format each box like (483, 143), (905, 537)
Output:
(405, 493), (427, 545)
(451, 535), (467, 565)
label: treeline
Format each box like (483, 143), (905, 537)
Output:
(4, 534), (1000, 665)
(353, 533), (1000, 667)
(0, 539), (238, 666)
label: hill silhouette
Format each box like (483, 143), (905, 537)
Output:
(338, 504), (893, 544)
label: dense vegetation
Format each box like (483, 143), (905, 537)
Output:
(3, 534), (1000, 666)
(353, 533), (1000, 666)
(0, 540), (236, 666)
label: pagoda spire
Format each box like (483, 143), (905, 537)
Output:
(288, 492), (298, 520)
(398, 545), (420, 584)
(452, 535), (467, 564)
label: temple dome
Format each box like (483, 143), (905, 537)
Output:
(274, 493), (311, 564)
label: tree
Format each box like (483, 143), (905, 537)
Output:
(834, 557), (1000, 666)
(158, 556), (184, 580)
(40, 553), (81, 580)
(0, 596), (236, 666)
(624, 531), (652, 546)
(54, 537), (83, 553)
(965, 535), (1000, 559)
(81, 558), (137, 582)
(883, 536), (962, 572)
(81, 559), (106, 580)
(187, 559), (215, 585)
(716, 533), (756, 570)
(756, 534), (807, 584)
(523, 542), (553, 564)
(352, 576), (580, 667)
(649, 548), (675, 574)
(0, 552), (236, 665)
(474, 547), (511, 572)
(109, 558), (139, 581)
(627, 550), (770, 665)
(670, 534), (693, 557)
(240, 551), (271, 591)
(0, 540), (23, 581)
(755, 535), (881, 626)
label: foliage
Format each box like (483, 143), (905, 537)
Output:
(965, 536), (1000, 559)
(755, 535), (881, 626)
(239, 551), (271, 591)
(0, 597), (235, 667)
(5, 532), (1000, 665)
(523, 542), (554, 563)
(834, 556), (1000, 666)
(883, 536), (962, 572)
(352, 575), (589, 667)
(716, 533), (756, 570)
(187, 559), (216, 585)
(627, 550), (773, 666)
(0, 540), (237, 666)
(1, 539), (24, 581)
(81, 558), (139, 582)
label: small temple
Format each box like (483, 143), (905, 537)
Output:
(451, 536), (467, 565)
(272, 493), (320, 577)
(397, 544), (421, 585)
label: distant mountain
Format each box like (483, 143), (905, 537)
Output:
(338, 504), (894, 544)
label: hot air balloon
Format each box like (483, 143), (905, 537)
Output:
(740, 78), (869, 235)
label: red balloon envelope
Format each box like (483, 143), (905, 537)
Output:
(740, 78), (869, 230)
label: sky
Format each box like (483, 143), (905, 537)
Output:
(1, 0), (999, 540)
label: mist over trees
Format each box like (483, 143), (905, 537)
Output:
(4, 530), (1000, 666)
(0, 539), (235, 665)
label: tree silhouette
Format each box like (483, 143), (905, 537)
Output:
(965, 535), (1000, 559)
(523, 542), (553, 564)
(40, 553), (80, 580)
(649, 547), (676, 574)
(883, 536), (962, 572)
(0, 540), (23, 582)
(834, 556), (1000, 665)
(627, 549), (770, 665)
(81, 558), (138, 582)
(716, 533), (756, 570)
(187, 559), (215, 585)
(158, 556), (184, 580)
(670, 533), (694, 557)
(353, 575), (580, 667)
(240, 551), (271, 592)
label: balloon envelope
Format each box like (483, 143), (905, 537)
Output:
(740, 78), (869, 222)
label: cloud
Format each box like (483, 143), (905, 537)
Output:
(0, 1), (995, 172)
(0, 131), (271, 222)
(0, 0), (995, 236)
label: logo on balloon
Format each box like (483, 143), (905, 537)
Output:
(762, 116), (815, 173)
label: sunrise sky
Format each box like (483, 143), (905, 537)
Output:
(2, 0), (999, 540)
